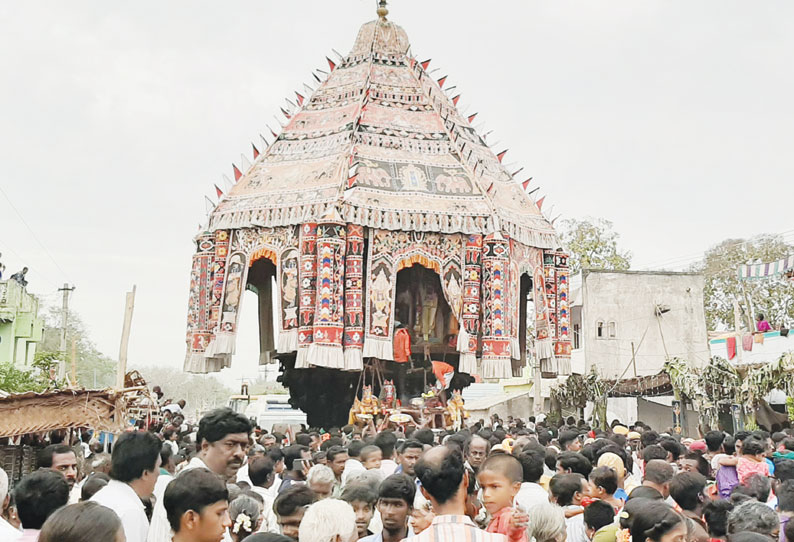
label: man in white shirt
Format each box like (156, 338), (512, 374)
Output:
(248, 456), (280, 533)
(92, 431), (162, 542)
(148, 406), (253, 542)
(515, 449), (549, 511)
(0, 468), (21, 541)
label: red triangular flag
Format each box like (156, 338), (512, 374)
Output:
(437, 76), (447, 88)
(326, 57), (336, 71)
(452, 94), (461, 106)
(421, 59), (431, 70)
(536, 196), (545, 210)
(280, 107), (291, 120)
(214, 184), (223, 198)
(252, 143), (260, 159)
(295, 92), (304, 105)
(232, 164), (243, 182)
(409, 58), (416, 68)
(468, 113), (478, 123)
(347, 174), (358, 189)
(496, 150), (507, 162)
(521, 178), (533, 190)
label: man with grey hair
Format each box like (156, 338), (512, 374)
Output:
(298, 498), (357, 542)
(727, 500), (780, 538)
(307, 464), (336, 500)
(0, 468), (21, 540)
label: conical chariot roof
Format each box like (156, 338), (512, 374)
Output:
(210, 14), (557, 248)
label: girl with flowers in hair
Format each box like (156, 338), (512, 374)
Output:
(228, 495), (262, 542)
(618, 498), (687, 542)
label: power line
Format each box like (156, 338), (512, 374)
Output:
(0, 184), (73, 283)
(634, 229), (794, 271)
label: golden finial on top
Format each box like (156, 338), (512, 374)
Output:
(377, 0), (389, 20)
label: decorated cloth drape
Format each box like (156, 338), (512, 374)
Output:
(343, 224), (365, 371)
(307, 219), (347, 369)
(738, 254), (794, 281)
(458, 234), (482, 375)
(531, 248), (554, 374)
(481, 233), (512, 379)
(277, 247), (300, 353)
(363, 229), (465, 361)
(553, 252), (572, 375)
(185, 231), (232, 373)
(297, 223), (318, 369)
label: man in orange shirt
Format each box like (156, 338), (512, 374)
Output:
(393, 321), (412, 403)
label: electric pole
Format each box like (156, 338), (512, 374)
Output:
(58, 283), (76, 380)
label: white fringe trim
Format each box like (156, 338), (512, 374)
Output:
(277, 329), (298, 353)
(344, 348), (364, 372)
(540, 355), (557, 374)
(456, 328), (470, 353)
(295, 347), (311, 369)
(535, 339), (554, 360)
(184, 352), (208, 373)
(308, 344), (345, 369)
(557, 356), (571, 376)
(205, 333), (236, 356)
(510, 337), (521, 360)
(363, 337), (393, 360)
(481, 357), (512, 380)
(459, 352), (478, 375)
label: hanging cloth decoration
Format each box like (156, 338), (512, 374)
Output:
(554, 251), (572, 375)
(457, 234), (482, 375)
(277, 248), (300, 353)
(307, 215), (347, 369)
(296, 223), (318, 368)
(531, 248), (555, 373)
(481, 232), (512, 379)
(343, 224), (365, 371)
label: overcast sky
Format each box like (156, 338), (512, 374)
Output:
(1, 1), (792, 387)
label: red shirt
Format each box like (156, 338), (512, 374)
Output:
(393, 328), (412, 362)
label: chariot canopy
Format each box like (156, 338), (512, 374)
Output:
(184, 5), (571, 423)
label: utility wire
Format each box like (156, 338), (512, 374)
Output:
(0, 184), (72, 284)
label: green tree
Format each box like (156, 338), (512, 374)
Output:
(39, 306), (118, 389)
(692, 234), (794, 330)
(559, 217), (632, 274)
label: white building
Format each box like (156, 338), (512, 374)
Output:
(570, 270), (710, 429)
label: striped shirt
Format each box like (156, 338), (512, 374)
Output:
(402, 515), (507, 542)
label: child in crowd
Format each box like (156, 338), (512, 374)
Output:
(163, 468), (231, 542)
(341, 483), (378, 540)
(477, 454), (529, 542)
(550, 473), (589, 542)
(360, 445), (383, 471)
(587, 466), (623, 512)
(583, 500), (617, 542)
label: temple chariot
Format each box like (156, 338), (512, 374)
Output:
(184, 3), (571, 427)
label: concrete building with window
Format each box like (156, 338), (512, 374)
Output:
(0, 279), (44, 366)
(570, 270), (709, 427)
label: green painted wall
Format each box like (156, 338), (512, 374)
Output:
(0, 280), (43, 366)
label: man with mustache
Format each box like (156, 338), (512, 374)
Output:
(147, 407), (253, 542)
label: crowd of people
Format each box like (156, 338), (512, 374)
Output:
(2, 404), (794, 542)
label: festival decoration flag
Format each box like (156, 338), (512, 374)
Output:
(536, 196), (545, 210)
(214, 184), (223, 198)
(295, 92), (304, 105)
(522, 178), (533, 190)
(452, 94), (461, 105)
(468, 113), (478, 123)
(252, 143), (260, 159)
(232, 164), (242, 182)
(420, 58), (431, 70)
(326, 57), (336, 71)
(437, 75), (447, 88)
(497, 150), (507, 162)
